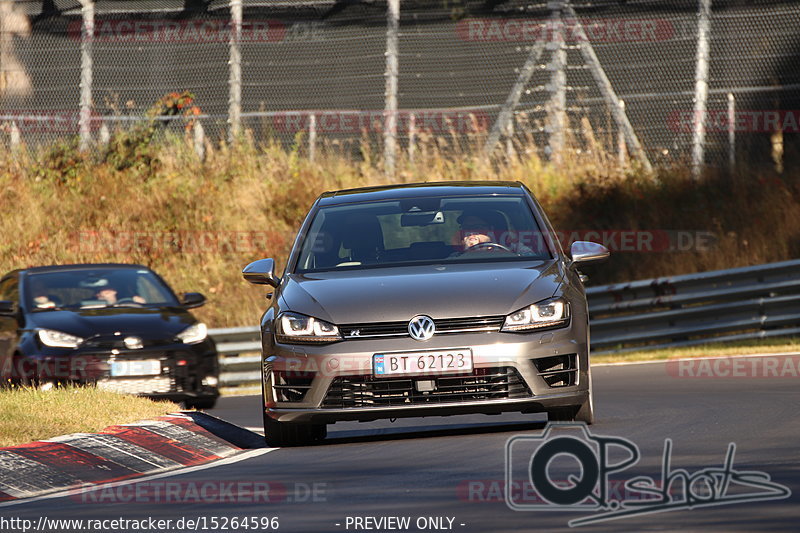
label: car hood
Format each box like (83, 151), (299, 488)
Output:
(280, 260), (564, 324)
(26, 307), (196, 340)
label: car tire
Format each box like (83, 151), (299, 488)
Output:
(184, 398), (217, 410)
(262, 411), (326, 447)
(548, 362), (595, 424)
(548, 395), (594, 425)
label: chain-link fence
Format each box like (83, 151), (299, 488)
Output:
(1, 0), (798, 171)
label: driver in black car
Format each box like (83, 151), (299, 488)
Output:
(95, 285), (146, 305)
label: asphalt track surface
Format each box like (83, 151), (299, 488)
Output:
(3, 355), (800, 532)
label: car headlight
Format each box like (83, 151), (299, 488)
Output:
(276, 312), (341, 344)
(177, 322), (208, 344)
(502, 297), (570, 332)
(38, 329), (84, 348)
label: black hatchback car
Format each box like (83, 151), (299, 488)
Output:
(0, 263), (219, 409)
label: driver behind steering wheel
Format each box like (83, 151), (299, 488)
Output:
(95, 286), (146, 305)
(457, 212), (495, 251)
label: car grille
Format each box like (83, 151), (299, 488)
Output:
(321, 367), (531, 408)
(533, 354), (578, 388)
(339, 316), (505, 339)
(82, 335), (171, 349)
(97, 376), (174, 394)
(94, 353), (194, 395)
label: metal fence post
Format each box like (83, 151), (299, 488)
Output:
(228, 0), (242, 142)
(384, 0), (400, 177)
(484, 40), (546, 156)
(9, 120), (20, 149)
(691, 0), (712, 179)
(194, 120), (206, 160)
(79, 0), (94, 151)
(408, 112), (416, 163)
(618, 100), (627, 168)
(563, 3), (652, 174)
(308, 113), (317, 162)
(727, 92), (735, 172)
(546, 2), (566, 165)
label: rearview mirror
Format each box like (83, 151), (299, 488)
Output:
(181, 292), (206, 309)
(243, 258), (280, 288)
(0, 300), (17, 316)
(400, 211), (444, 227)
(569, 241), (610, 266)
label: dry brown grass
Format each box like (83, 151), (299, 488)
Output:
(1, 131), (798, 327)
(0, 385), (178, 447)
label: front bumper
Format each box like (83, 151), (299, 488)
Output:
(262, 323), (589, 424)
(16, 340), (219, 401)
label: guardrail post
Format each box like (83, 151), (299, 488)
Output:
(79, 0), (94, 151)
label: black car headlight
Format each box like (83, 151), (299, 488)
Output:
(275, 312), (342, 344)
(177, 322), (208, 344)
(502, 297), (570, 332)
(38, 329), (84, 348)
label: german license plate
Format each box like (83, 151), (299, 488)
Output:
(110, 359), (161, 377)
(373, 349), (473, 377)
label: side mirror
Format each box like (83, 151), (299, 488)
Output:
(569, 241), (610, 267)
(0, 300), (17, 316)
(243, 258), (280, 288)
(181, 292), (206, 309)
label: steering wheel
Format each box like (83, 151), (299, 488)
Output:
(115, 298), (144, 306)
(463, 242), (513, 253)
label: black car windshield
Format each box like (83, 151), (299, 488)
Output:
(24, 268), (179, 310)
(295, 196), (553, 273)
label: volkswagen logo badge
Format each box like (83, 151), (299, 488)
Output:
(408, 315), (436, 341)
(124, 336), (144, 350)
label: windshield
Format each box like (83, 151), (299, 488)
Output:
(24, 268), (179, 310)
(294, 195), (552, 273)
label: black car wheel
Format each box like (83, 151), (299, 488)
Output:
(261, 397), (326, 447)
(183, 397), (217, 410)
(262, 415), (327, 447)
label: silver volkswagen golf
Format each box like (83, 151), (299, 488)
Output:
(244, 182), (608, 446)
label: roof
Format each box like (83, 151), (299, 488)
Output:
(317, 181), (526, 206)
(16, 263), (150, 275)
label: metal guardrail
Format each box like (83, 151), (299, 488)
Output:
(213, 259), (800, 385)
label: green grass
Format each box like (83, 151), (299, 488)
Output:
(0, 385), (179, 447)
